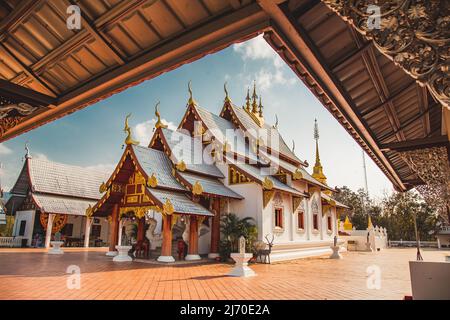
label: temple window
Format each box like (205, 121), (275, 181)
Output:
(327, 215), (332, 231)
(297, 211), (304, 230)
(274, 208), (283, 229)
(313, 213), (319, 230)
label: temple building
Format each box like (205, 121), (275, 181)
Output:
(6, 151), (110, 248)
(89, 83), (348, 262)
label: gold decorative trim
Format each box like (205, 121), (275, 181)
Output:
(147, 173), (158, 188)
(192, 181), (204, 196)
(124, 113), (139, 146)
(176, 160), (187, 171)
(262, 176), (274, 190)
(263, 190), (275, 208)
(154, 101), (168, 129)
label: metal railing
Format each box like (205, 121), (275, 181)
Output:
(0, 237), (23, 248)
(388, 240), (438, 248)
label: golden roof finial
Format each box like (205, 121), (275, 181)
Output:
(251, 80), (258, 113)
(258, 95), (263, 117)
(312, 118), (327, 184)
(154, 101), (168, 129)
(188, 80), (195, 105)
(244, 87), (251, 111)
(124, 113), (139, 146)
(292, 139), (295, 153)
(224, 82), (231, 103)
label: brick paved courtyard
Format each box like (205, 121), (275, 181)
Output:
(0, 248), (447, 300)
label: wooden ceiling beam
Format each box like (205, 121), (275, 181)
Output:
(381, 135), (448, 152)
(0, 2), (269, 142)
(0, 79), (57, 106)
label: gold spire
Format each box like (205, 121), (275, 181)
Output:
(244, 87), (251, 111)
(258, 96), (263, 117)
(368, 215), (373, 229)
(188, 80), (196, 105)
(154, 101), (167, 129)
(224, 82), (231, 103)
(343, 216), (353, 231)
(251, 81), (258, 113)
(124, 113), (139, 146)
(312, 119), (327, 184)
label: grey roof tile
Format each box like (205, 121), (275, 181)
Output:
(160, 127), (224, 178)
(148, 188), (213, 216)
(32, 193), (97, 216)
(28, 159), (109, 200)
(178, 171), (243, 199)
(132, 145), (186, 191)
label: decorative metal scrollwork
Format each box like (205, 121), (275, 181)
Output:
(322, 0), (449, 109)
(400, 146), (450, 223)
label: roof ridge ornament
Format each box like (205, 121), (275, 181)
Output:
(251, 80), (258, 113)
(244, 87), (251, 111)
(147, 173), (158, 188)
(163, 199), (174, 215)
(24, 141), (32, 160)
(154, 101), (167, 129)
(273, 114), (278, 129)
(124, 113), (139, 146)
(176, 160), (186, 171)
(192, 180), (204, 195)
(262, 176), (274, 190)
(224, 82), (231, 103)
(188, 81), (196, 105)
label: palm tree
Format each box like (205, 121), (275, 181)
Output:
(220, 213), (257, 258)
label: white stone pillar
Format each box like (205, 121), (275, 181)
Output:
(437, 237), (441, 249)
(44, 214), (56, 248)
(84, 217), (93, 248)
(118, 219), (124, 246)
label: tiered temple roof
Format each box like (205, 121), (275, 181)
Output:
(7, 157), (109, 216)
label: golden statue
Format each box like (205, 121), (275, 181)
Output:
(124, 113), (139, 146)
(154, 101), (167, 129)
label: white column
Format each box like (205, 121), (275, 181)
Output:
(84, 217), (93, 248)
(437, 237), (441, 249)
(117, 219), (124, 246)
(44, 214), (56, 248)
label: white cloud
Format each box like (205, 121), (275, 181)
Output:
(0, 144), (12, 155)
(33, 153), (49, 161)
(134, 119), (177, 146)
(233, 36), (275, 60)
(233, 35), (297, 90)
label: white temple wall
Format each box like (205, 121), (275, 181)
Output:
(12, 210), (35, 246)
(226, 183), (264, 241)
(263, 191), (293, 243)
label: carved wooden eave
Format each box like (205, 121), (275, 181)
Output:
(322, 0), (449, 110)
(399, 146), (450, 222)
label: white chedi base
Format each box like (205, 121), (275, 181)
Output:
(208, 253), (220, 259)
(329, 245), (342, 259)
(106, 251), (118, 257)
(185, 254), (201, 261)
(48, 241), (64, 254)
(228, 253), (256, 277)
(157, 255), (175, 263)
(112, 245), (132, 262)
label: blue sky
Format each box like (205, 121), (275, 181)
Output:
(0, 35), (393, 199)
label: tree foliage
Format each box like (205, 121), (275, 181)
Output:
(219, 213), (257, 260)
(334, 186), (440, 241)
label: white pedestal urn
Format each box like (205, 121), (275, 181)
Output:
(228, 253), (256, 277)
(48, 241), (64, 254)
(112, 245), (132, 262)
(329, 245), (342, 259)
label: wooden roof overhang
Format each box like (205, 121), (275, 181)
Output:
(1, 0), (448, 192)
